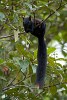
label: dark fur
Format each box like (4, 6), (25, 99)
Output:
(23, 16), (47, 88)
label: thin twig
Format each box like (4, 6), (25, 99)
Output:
(14, 73), (33, 85)
(44, 0), (63, 21)
(36, 2), (67, 27)
(6, 69), (21, 87)
(0, 3), (66, 39)
(2, 73), (33, 91)
(36, 82), (67, 97)
(0, 32), (25, 39)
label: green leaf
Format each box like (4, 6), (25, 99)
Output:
(50, 6), (60, 16)
(48, 57), (55, 67)
(6, 62), (18, 69)
(50, 86), (57, 95)
(5, 87), (19, 95)
(31, 74), (36, 83)
(24, 3), (32, 10)
(0, 12), (5, 21)
(47, 47), (56, 55)
(19, 59), (29, 72)
(0, 76), (7, 81)
(14, 30), (19, 42)
(16, 43), (33, 59)
(28, 93), (36, 99)
(0, 58), (4, 64)
(34, 49), (37, 59)
(56, 58), (67, 62)
(29, 64), (33, 74)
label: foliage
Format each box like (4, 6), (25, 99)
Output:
(0, 0), (67, 100)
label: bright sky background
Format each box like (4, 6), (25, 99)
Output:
(50, 41), (67, 65)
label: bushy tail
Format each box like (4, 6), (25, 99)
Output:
(36, 37), (47, 88)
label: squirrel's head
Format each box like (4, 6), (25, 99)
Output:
(23, 16), (32, 33)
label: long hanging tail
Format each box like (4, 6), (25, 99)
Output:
(36, 37), (47, 88)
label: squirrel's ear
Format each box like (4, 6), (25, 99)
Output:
(29, 16), (31, 21)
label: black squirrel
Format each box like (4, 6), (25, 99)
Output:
(23, 16), (47, 88)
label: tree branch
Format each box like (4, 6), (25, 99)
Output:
(0, 32), (25, 39)
(36, 82), (67, 97)
(6, 69), (21, 87)
(44, 0), (63, 21)
(2, 73), (33, 91)
(36, 2), (67, 27)
(0, 2), (66, 39)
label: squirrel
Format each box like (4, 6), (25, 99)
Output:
(23, 16), (47, 88)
